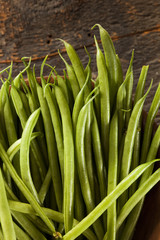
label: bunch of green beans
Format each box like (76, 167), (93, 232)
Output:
(0, 24), (160, 240)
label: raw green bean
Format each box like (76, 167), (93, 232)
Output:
(13, 58), (31, 88)
(11, 211), (47, 240)
(94, 35), (110, 164)
(10, 85), (47, 180)
(140, 82), (160, 164)
(58, 50), (80, 100)
(76, 99), (104, 240)
(0, 169), (16, 240)
(38, 168), (52, 204)
(13, 222), (31, 240)
(60, 39), (90, 98)
(124, 50), (134, 126)
(55, 85), (74, 232)
(105, 111), (118, 240)
(62, 160), (159, 240)
(4, 92), (19, 165)
(92, 24), (123, 111)
(44, 83), (64, 183)
(134, 65), (149, 105)
(20, 108), (41, 204)
(37, 82), (63, 212)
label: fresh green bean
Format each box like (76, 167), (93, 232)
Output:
(38, 168), (52, 204)
(37, 82), (63, 212)
(92, 24), (123, 111)
(58, 50), (80, 100)
(124, 50), (134, 126)
(20, 108), (41, 204)
(105, 111), (118, 240)
(10, 85), (46, 180)
(44, 83), (64, 183)
(55, 85), (74, 232)
(11, 210), (48, 240)
(76, 99), (104, 240)
(0, 169), (16, 240)
(62, 160), (159, 240)
(140, 83), (160, 164)
(60, 39), (90, 98)
(94, 35), (110, 165)
(13, 222), (31, 240)
(134, 65), (149, 105)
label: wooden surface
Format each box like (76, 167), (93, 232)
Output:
(1, 1), (160, 239)
(0, 0), (160, 122)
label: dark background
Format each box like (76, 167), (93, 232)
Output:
(1, 1), (160, 115)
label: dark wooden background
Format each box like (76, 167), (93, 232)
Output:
(1, 0), (160, 120)
(0, 1), (160, 239)
(1, 0), (160, 114)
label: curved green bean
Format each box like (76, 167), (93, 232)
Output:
(20, 108), (41, 204)
(0, 169), (16, 240)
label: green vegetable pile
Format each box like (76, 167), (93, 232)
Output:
(0, 24), (160, 240)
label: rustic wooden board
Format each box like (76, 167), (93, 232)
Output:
(1, 1), (160, 239)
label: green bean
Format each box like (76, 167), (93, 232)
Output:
(38, 168), (52, 204)
(0, 142), (58, 236)
(76, 99), (104, 240)
(44, 83), (64, 182)
(13, 222), (31, 240)
(116, 73), (130, 144)
(134, 65), (149, 105)
(13, 58), (31, 88)
(58, 50), (80, 100)
(62, 160), (159, 240)
(119, 81), (152, 210)
(124, 50), (134, 126)
(11, 210), (48, 240)
(21, 57), (39, 103)
(20, 108), (41, 204)
(55, 85), (74, 232)
(84, 46), (92, 91)
(0, 81), (9, 147)
(10, 85), (46, 180)
(105, 112), (118, 240)
(36, 82), (63, 212)
(140, 82), (160, 164)
(85, 102), (95, 201)
(72, 70), (90, 131)
(60, 39), (90, 97)
(4, 93), (20, 176)
(94, 35), (110, 165)
(0, 169), (16, 240)
(92, 24), (123, 111)
(117, 168), (160, 234)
